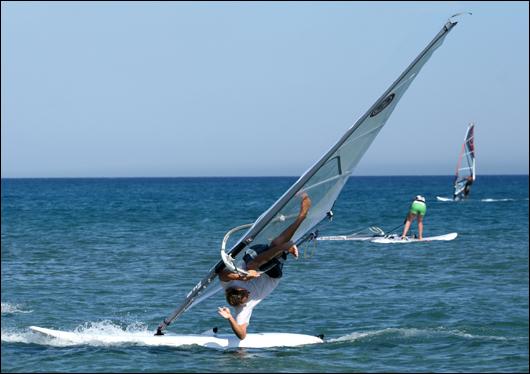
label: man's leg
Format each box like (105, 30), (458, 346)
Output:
(417, 214), (424, 240)
(246, 241), (295, 271)
(247, 193), (311, 270)
(270, 193), (311, 247)
(401, 213), (416, 239)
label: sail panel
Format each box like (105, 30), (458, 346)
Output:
(232, 21), (457, 253)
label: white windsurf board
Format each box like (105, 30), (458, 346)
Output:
(371, 232), (458, 244)
(317, 235), (378, 241)
(29, 326), (323, 349)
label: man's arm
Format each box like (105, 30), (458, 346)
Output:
(218, 269), (260, 282)
(218, 307), (248, 339)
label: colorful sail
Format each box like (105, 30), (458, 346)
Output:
(453, 123), (476, 200)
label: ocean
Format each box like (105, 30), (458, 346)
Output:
(1, 175), (528, 372)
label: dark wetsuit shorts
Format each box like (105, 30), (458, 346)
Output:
(243, 244), (286, 279)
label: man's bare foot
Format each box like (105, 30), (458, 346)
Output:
(300, 193), (311, 217)
(288, 244), (299, 259)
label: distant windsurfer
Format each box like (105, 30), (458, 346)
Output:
(401, 195), (426, 240)
(217, 193), (312, 339)
(463, 175), (473, 199)
(453, 176), (474, 201)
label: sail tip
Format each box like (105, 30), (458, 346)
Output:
(449, 12), (472, 23)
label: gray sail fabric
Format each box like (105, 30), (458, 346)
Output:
(231, 21), (457, 252)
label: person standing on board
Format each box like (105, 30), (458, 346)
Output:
(401, 195), (426, 240)
(217, 193), (312, 339)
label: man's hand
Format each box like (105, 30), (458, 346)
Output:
(287, 244), (299, 259)
(219, 307), (248, 340)
(220, 269), (260, 282)
(241, 269), (260, 281)
(218, 307), (232, 319)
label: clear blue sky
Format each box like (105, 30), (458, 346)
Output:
(1, 1), (528, 177)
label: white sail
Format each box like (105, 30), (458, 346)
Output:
(156, 17), (461, 334)
(234, 23), (458, 251)
(453, 123), (476, 200)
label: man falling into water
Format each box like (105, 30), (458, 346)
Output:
(217, 193), (312, 339)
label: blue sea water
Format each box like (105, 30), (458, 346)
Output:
(1, 175), (528, 373)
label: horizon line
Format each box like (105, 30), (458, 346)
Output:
(1, 174), (529, 180)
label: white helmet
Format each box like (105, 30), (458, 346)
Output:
(415, 195), (426, 202)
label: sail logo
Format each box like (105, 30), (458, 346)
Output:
(369, 93), (395, 117)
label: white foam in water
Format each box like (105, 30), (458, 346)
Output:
(328, 327), (516, 344)
(1, 329), (33, 344)
(437, 197), (519, 203)
(329, 327), (432, 343)
(65, 320), (152, 347)
(1, 328), (70, 347)
(327, 329), (389, 343)
(1, 302), (32, 314)
(73, 320), (149, 335)
(1, 321), (150, 348)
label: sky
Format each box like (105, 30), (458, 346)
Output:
(1, 1), (528, 177)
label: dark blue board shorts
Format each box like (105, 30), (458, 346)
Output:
(243, 244), (286, 279)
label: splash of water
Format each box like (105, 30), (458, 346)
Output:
(1, 302), (32, 314)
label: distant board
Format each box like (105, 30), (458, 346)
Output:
(317, 235), (377, 241)
(371, 232), (458, 244)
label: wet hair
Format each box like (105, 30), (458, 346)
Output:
(225, 287), (249, 307)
